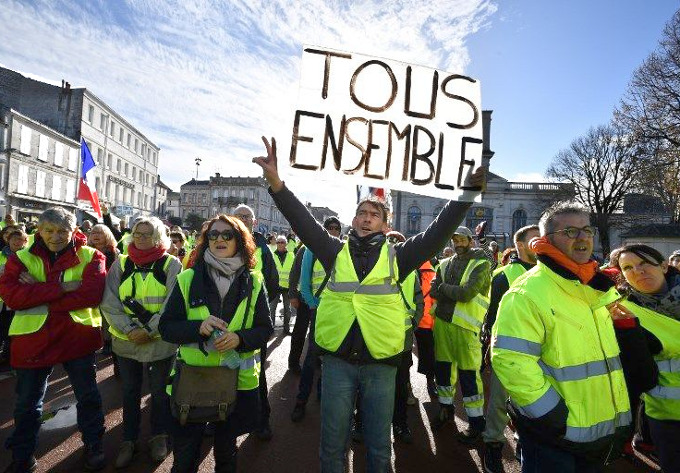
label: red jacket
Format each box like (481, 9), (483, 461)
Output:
(0, 232), (107, 368)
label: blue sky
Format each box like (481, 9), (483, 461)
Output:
(0, 0), (676, 221)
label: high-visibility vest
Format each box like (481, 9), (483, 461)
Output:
(253, 247), (263, 272)
(492, 263), (631, 445)
(173, 268), (263, 391)
(418, 261), (436, 329)
(491, 262), (529, 297)
(315, 241), (409, 360)
(286, 239), (297, 254)
(622, 299), (680, 421)
(310, 256), (326, 295)
(8, 246), (101, 335)
(108, 254), (172, 340)
(273, 251), (295, 289)
(438, 257), (490, 333)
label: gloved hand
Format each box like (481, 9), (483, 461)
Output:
(475, 221), (488, 240)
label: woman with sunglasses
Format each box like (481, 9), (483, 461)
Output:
(100, 217), (183, 468)
(159, 214), (273, 472)
(608, 244), (680, 473)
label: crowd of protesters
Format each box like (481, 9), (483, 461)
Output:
(0, 137), (677, 473)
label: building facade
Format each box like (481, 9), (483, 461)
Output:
(0, 66), (160, 218)
(180, 175), (291, 234)
(0, 108), (82, 221)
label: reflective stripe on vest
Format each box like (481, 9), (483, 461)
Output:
(175, 268), (263, 391)
(315, 241), (406, 360)
(311, 258), (326, 294)
(254, 247), (263, 272)
(9, 245), (100, 335)
(622, 300), (680, 421)
(439, 257), (490, 332)
(273, 251), (295, 289)
(109, 254), (172, 340)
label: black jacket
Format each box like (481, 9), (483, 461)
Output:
(253, 231), (279, 300)
(270, 184), (471, 365)
(158, 259), (273, 352)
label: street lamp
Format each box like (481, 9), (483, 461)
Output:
(195, 157), (202, 180)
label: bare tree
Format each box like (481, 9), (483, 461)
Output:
(546, 124), (638, 255)
(615, 9), (680, 221)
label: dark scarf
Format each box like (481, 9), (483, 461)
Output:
(348, 229), (385, 253)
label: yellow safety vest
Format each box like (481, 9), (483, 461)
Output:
(273, 251), (295, 289)
(622, 299), (680, 421)
(9, 246), (101, 335)
(310, 257), (326, 295)
(315, 241), (409, 360)
(438, 257), (490, 333)
(492, 261), (527, 286)
(492, 263), (631, 444)
(109, 254), (172, 340)
(174, 268), (263, 391)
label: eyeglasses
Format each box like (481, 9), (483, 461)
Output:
(548, 226), (596, 239)
(326, 225), (341, 231)
(132, 232), (153, 239)
(207, 229), (235, 241)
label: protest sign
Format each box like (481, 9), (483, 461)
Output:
(287, 46), (484, 201)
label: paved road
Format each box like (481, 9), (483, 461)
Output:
(0, 317), (658, 472)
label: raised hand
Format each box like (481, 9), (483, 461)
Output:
(252, 136), (284, 192)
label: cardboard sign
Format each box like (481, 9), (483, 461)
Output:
(287, 46), (483, 201)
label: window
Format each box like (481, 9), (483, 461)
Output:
(20, 125), (32, 154)
(35, 170), (46, 197)
(115, 184), (120, 203)
(124, 163), (129, 177)
(141, 143), (146, 156)
(144, 194), (148, 209)
(110, 121), (116, 138)
(107, 153), (112, 169)
(65, 179), (75, 202)
(88, 105), (94, 123)
(17, 165), (29, 193)
(145, 173), (149, 185)
(52, 176), (62, 200)
(512, 209), (528, 235)
(137, 191), (142, 206)
(0, 164), (5, 190)
(68, 148), (78, 171)
(466, 207), (494, 232)
(54, 142), (64, 166)
(100, 114), (107, 132)
(127, 134), (131, 148)
(132, 167), (136, 180)
(105, 180), (111, 198)
(38, 134), (48, 161)
(407, 206), (422, 234)
(117, 159), (121, 172)
(95, 176), (101, 195)
(119, 128), (124, 142)
(134, 138), (138, 153)
(97, 148), (103, 164)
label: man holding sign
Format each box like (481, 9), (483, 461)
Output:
(253, 135), (485, 472)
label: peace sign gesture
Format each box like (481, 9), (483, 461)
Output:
(252, 136), (284, 192)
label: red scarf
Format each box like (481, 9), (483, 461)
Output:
(127, 243), (167, 266)
(529, 236), (600, 284)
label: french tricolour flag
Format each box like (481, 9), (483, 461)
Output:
(78, 138), (102, 217)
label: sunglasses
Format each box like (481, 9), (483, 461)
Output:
(207, 229), (235, 241)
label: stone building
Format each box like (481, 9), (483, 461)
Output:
(180, 175), (291, 234)
(0, 108), (82, 221)
(154, 178), (171, 217)
(0, 66), (160, 218)
(165, 191), (181, 219)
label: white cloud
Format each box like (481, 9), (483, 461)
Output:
(0, 0), (497, 222)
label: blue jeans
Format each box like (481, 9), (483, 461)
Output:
(117, 355), (174, 441)
(320, 355), (396, 473)
(6, 353), (104, 462)
(520, 432), (601, 473)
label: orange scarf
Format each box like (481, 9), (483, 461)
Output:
(529, 236), (600, 284)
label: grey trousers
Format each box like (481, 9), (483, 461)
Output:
(482, 368), (510, 444)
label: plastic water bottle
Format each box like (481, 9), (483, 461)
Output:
(211, 329), (241, 369)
